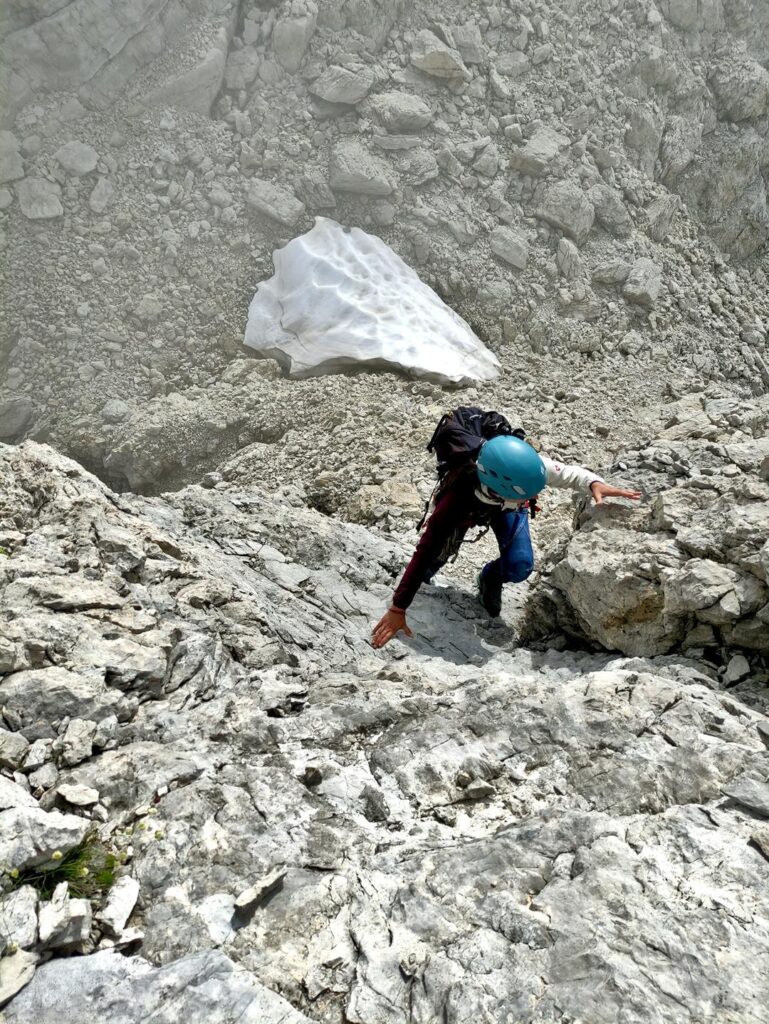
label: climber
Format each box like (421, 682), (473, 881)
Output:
(371, 433), (641, 649)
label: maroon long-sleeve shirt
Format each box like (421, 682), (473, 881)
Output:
(393, 474), (492, 610)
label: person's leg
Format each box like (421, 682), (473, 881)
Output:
(478, 510), (534, 615)
(494, 508), (534, 584)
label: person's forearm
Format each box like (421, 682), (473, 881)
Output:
(392, 489), (459, 609)
(543, 456), (604, 493)
(392, 556), (424, 610)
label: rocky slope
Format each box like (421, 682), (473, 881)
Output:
(1, 0), (768, 504)
(1, 439), (768, 1022)
(2, 1), (769, 1020)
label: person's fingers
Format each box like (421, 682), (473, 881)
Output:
(372, 630), (389, 649)
(403, 624), (413, 638)
(593, 490), (603, 504)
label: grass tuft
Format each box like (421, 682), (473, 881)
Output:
(2, 830), (117, 901)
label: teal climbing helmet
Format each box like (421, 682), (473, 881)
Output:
(476, 435), (546, 501)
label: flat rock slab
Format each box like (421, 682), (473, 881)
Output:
(4, 949), (314, 1024)
(724, 775), (769, 817)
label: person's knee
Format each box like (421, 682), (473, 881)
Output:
(501, 560), (534, 584)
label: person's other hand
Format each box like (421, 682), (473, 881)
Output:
(372, 607), (413, 649)
(590, 481), (642, 505)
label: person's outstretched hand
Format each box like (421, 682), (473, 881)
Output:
(590, 481), (642, 505)
(372, 607), (413, 649)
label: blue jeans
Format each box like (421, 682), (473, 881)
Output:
(422, 509), (534, 588)
(482, 508), (534, 585)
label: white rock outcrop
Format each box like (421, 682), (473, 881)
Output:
(244, 218), (500, 384)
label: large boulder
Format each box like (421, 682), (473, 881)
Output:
(524, 393), (769, 657)
(709, 55), (769, 122)
(534, 180), (595, 245)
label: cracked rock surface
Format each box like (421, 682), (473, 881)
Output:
(2, 441), (768, 1022)
(2, 0), (769, 1020)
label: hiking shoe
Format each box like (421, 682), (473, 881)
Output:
(477, 568), (502, 618)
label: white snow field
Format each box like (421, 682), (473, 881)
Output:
(244, 217), (500, 384)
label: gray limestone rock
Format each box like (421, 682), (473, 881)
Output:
(411, 29), (470, 81)
(709, 56), (769, 122)
(534, 180), (595, 245)
(2, 420), (769, 1023)
(624, 104), (664, 176)
(723, 774), (769, 817)
(645, 193), (680, 241)
(5, 949), (314, 1023)
(224, 46), (260, 91)
(592, 260), (632, 285)
(623, 257), (663, 309)
(234, 867), (287, 912)
(0, 729), (30, 770)
(141, 42), (227, 116)
(556, 238), (584, 280)
(56, 782), (99, 807)
(525, 398), (769, 658)
(509, 127), (569, 176)
(0, 805), (89, 871)
(496, 49), (530, 78)
(245, 179), (305, 227)
(0, 886), (38, 951)
(59, 718), (97, 767)
(0, 667), (130, 732)
(589, 182), (633, 238)
(490, 225), (529, 270)
(38, 882), (92, 953)
(272, 2), (317, 73)
(450, 22), (485, 63)
(54, 142), (99, 176)
(100, 398), (130, 424)
(309, 65), (374, 105)
(367, 91), (432, 131)
(0, 950), (38, 1010)
(0, 0), (217, 119)
(88, 177), (114, 214)
(97, 877), (140, 937)
(329, 140), (393, 195)
(677, 124), (768, 259)
(15, 177), (63, 220)
(659, 115), (702, 184)
(0, 397), (34, 441)
(0, 131), (24, 184)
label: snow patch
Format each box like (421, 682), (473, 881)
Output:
(243, 217), (500, 385)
